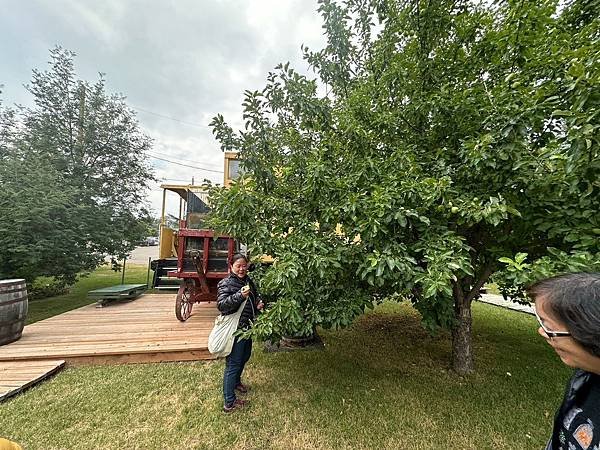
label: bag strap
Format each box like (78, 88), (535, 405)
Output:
(233, 299), (247, 317)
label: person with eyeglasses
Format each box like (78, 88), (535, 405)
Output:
(528, 272), (600, 450)
(217, 253), (264, 413)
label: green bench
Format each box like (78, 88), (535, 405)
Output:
(88, 284), (147, 307)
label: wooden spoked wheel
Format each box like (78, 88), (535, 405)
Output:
(175, 282), (194, 322)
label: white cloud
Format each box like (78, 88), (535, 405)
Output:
(1, 0), (327, 217)
(44, 0), (124, 46)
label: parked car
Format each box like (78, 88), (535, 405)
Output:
(145, 236), (159, 246)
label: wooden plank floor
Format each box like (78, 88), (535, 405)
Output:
(0, 294), (219, 366)
(0, 360), (65, 401)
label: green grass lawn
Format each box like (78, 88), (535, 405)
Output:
(25, 264), (149, 324)
(1, 270), (570, 449)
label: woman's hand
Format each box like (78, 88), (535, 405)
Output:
(240, 285), (251, 298)
(257, 301), (264, 311)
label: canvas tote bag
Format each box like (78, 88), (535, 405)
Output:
(208, 300), (247, 358)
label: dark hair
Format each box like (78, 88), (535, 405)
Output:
(527, 272), (600, 357)
(231, 253), (248, 265)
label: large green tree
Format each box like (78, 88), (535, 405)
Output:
(209, 0), (600, 374)
(0, 48), (155, 285)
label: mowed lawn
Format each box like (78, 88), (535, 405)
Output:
(25, 265), (150, 324)
(1, 270), (570, 449)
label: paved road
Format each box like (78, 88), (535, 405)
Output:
(105, 246), (159, 266)
(127, 246), (159, 265)
(478, 293), (534, 315)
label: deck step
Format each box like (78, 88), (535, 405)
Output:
(0, 360), (65, 402)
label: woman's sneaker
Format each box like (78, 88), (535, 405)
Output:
(223, 398), (248, 413)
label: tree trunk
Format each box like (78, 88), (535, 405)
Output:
(452, 287), (474, 375)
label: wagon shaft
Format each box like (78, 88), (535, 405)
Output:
(193, 255), (211, 295)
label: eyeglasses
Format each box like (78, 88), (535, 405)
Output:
(533, 306), (571, 338)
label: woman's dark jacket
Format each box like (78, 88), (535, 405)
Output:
(546, 369), (600, 449)
(216, 273), (259, 330)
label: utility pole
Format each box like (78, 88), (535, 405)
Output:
(78, 84), (86, 150)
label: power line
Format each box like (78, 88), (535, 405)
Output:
(148, 154), (223, 173)
(150, 151), (223, 168)
(129, 107), (230, 171)
(131, 105), (210, 129)
(148, 152), (223, 172)
(159, 177), (194, 182)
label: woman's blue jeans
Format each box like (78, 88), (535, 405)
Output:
(223, 336), (252, 406)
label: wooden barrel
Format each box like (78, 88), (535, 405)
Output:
(0, 279), (28, 345)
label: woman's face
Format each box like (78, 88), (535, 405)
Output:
(535, 295), (599, 372)
(231, 258), (248, 278)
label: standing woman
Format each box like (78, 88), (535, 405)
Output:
(217, 253), (263, 413)
(528, 272), (600, 450)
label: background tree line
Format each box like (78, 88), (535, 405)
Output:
(0, 47), (155, 290)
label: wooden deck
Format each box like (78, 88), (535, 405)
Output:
(0, 360), (65, 401)
(0, 294), (219, 366)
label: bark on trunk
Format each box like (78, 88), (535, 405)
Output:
(450, 266), (493, 374)
(452, 287), (474, 375)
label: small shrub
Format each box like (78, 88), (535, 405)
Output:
(29, 277), (69, 300)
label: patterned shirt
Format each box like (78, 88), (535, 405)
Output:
(552, 374), (600, 450)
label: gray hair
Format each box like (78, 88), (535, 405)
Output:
(527, 272), (600, 357)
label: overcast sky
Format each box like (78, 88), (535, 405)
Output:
(0, 0), (326, 218)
